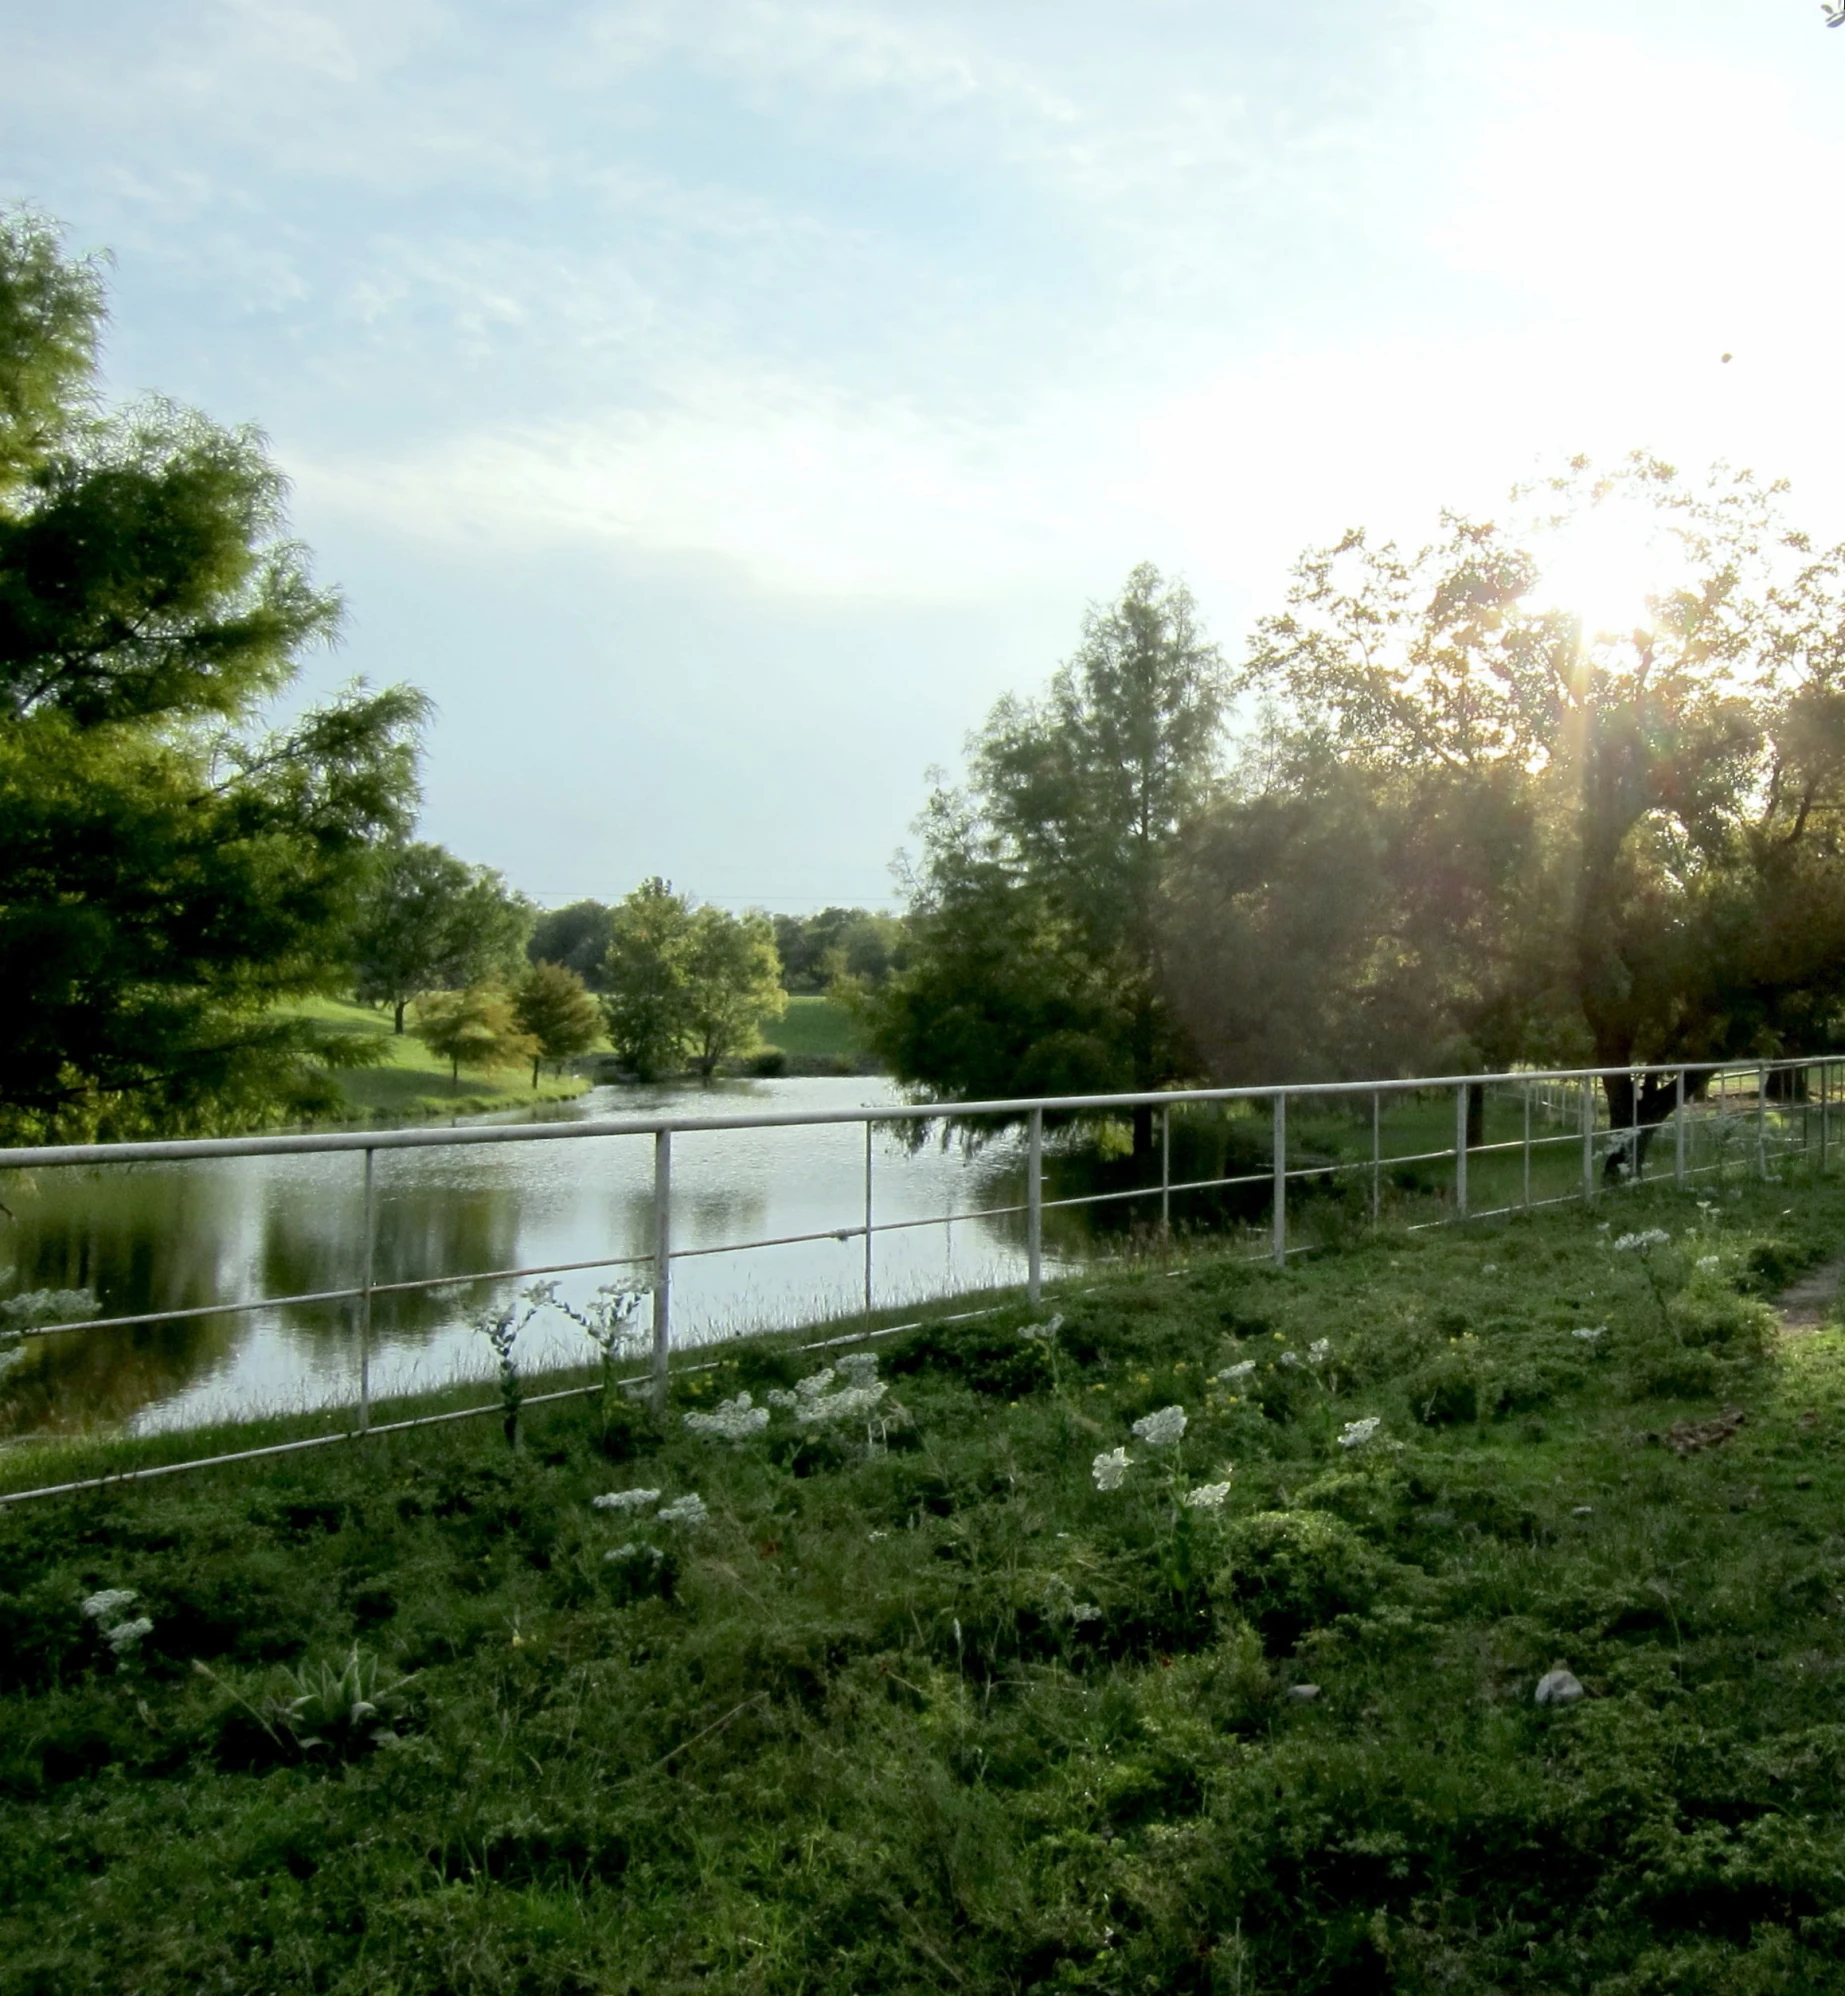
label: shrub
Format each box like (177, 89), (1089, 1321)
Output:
(1222, 1508), (1384, 1653)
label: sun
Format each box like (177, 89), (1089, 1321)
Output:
(1530, 499), (1681, 642)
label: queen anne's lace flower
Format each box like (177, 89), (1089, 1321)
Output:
(793, 1381), (888, 1426)
(1572, 1325), (1607, 1343)
(1696, 1254), (1722, 1273)
(1216, 1360), (1256, 1383)
(1092, 1446), (1132, 1492)
(1337, 1416), (1383, 1450)
(657, 1494), (708, 1527)
(592, 1489), (660, 1511)
(81, 1588), (138, 1623)
(1307, 1340), (1331, 1364)
(105, 1618), (153, 1653)
(835, 1352), (880, 1385)
(1614, 1229), (1670, 1252)
(1070, 1602), (1102, 1624)
(1185, 1481), (1233, 1510)
(684, 1392), (770, 1441)
(1278, 1351), (1301, 1368)
(1131, 1405), (1187, 1447)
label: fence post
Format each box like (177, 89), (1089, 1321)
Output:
(1454, 1082), (1469, 1219)
(357, 1146), (375, 1435)
(1522, 1083), (1532, 1209)
(1629, 1070), (1641, 1185)
(1823, 1064), (1830, 1176)
(1582, 1077), (1595, 1203)
(1371, 1091), (1381, 1226)
(1160, 1105), (1171, 1237)
(1027, 1106), (1043, 1310)
(863, 1120), (874, 1321)
(1272, 1093), (1287, 1267)
(1757, 1063), (1769, 1179)
(652, 1129), (673, 1415)
(1674, 1068), (1686, 1188)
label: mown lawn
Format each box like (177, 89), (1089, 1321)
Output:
(757, 992), (865, 1063)
(5, 1175), (1845, 1992)
(290, 995), (592, 1118)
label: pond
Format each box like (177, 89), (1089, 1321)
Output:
(0, 1077), (1069, 1438)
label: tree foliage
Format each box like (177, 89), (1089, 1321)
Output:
(512, 960), (602, 1085)
(412, 983), (536, 1090)
(527, 900), (616, 991)
(350, 842), (532, 1033)
(1169, 457), (1845, 1138)
(600, 879), (785, 1080)
(771, 907), (904, 992)
(864, 563), (1227, 1148)
(0, 209), (427, 1141)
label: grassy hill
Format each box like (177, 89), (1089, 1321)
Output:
(291, 995), (593, 1119)
(6, 1175), (1845, 1990)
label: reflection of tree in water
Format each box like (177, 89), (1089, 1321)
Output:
(259, 1172), (526, 1341)
(0, 1162), (246, 1435)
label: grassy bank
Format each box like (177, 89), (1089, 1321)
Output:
(293, 995), (592, 1119)
(6, 1177), (1845, 1991)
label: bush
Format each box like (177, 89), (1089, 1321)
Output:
(1222, 1508), (1385, 1653)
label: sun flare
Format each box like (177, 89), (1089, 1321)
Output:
(1531, 501), (1682, 640)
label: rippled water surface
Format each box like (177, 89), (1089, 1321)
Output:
(1, 1079), (1052, 1436)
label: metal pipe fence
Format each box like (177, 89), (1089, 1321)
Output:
(0, 1054), (1833, 1503)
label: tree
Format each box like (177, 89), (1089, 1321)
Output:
(528, 899), (615, 990)
(512, 959), (602, 1086)
(1203, 456), (1845, 1159)
(681, 904), (786, 1078)
(412, 983), (537, 1090)
(0, 209), (427, 1142)
(864, 563), (1228, 1154)
(600, 879), (788, 1080)
(771, 907), (905, 992)
(350, 841), (533, 1032)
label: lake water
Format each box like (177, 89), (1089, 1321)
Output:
(0, 1078), (1066, 1438)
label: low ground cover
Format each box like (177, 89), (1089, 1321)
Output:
(4, 1177), (1845, 1991)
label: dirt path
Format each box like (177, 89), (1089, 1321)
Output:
(1778, 1255), (1845, 1335)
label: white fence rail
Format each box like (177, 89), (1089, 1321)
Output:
(0, 1054), (1832, 1503)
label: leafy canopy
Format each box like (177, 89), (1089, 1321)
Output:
(0, 209), (427, 1140)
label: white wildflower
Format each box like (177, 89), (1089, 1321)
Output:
(656, 1494), (709, 1527)
(1185, 1481), (1234, 1511)
(683, 1392), (770, 1442)
(1216, 1360), (1257, 1383)
(795, 1368), (836, 1399)
(1481, 1264), (1499, 1277)
(1131, 1405), (1187, 1447)
(1070, 1602), (1102, 1625)
(835, 1352), (880, 1385)
(1307, 1340), (1331, 1364)
(1696, 1255), (1722, 1274)
(764, 1389), (799, 1409)
(1278, 1350), (1302, 1368)
(591, 1489), (660, 1512)
(1572, 1326), (1607, 1344)
(1092, 1446), (1132, 1492)
(1337, 1416), (1383, 1450)
(793, 1380), (889, 1426)
(1614, 1229), (1670, 1252)
(606, 1541), (663, 1563)
(105, 1617), (153, 1654)
(81, 1588), (138, 1623)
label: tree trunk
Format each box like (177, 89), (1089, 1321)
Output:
(393, 997), (406, 1034)
(531, 1054), (541, 1089)
(1599, 1068), (1705, 1180)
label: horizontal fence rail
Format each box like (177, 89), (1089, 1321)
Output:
(0, 1055), (1834, 1503)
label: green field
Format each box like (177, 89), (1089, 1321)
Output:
(5, 1170), (1845, 1990)
(290, 995), (593, 1120)
(755, 992), (868, 1067)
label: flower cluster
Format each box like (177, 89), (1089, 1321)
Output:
(1571, 1325), (1607, 1344)
(1337, 1416), (1383, 1450)
(1216, 1360), (1256, 1384)
(1091, 1446), (1132, 1492)
(1307, 1339), (1331, 1364)
(657, 1494), (708, 1527)
(591, 1488), (661, 1511)
(81, 1587), (153, 1656)
(1184, 1480), (1233, 1511)
(1019, 1313), (1063, 1345)
(1130, 1405), (1187, 1448)
(768, 1353), (890, 1429)
(1614, 1229), (1671, 1253)
(684, 1392), (771, 1442)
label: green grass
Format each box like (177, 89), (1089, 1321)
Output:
(758, 992), (864, 1063)
(291, 995), (592, 1119)
(6, 1175), (1845, 1991)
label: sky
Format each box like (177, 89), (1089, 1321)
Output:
(4, 0), (1843, 910)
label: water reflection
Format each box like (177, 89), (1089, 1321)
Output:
(0, 1079), (1047, 1437)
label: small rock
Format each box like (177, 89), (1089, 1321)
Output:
(1535, 1668), (1585, 1707)
(1286, 1683), (1321, 1703)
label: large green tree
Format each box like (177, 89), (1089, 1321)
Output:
(350, 841), (532, 1032)
(527, 899), (615, 990)
(864, 563), (1227, 1153)
(512, 959), (603, 1086)
(1179, 457), (1845, 1155)
(680, 903), (786, 1079)
(0, 210), (426, 1142)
